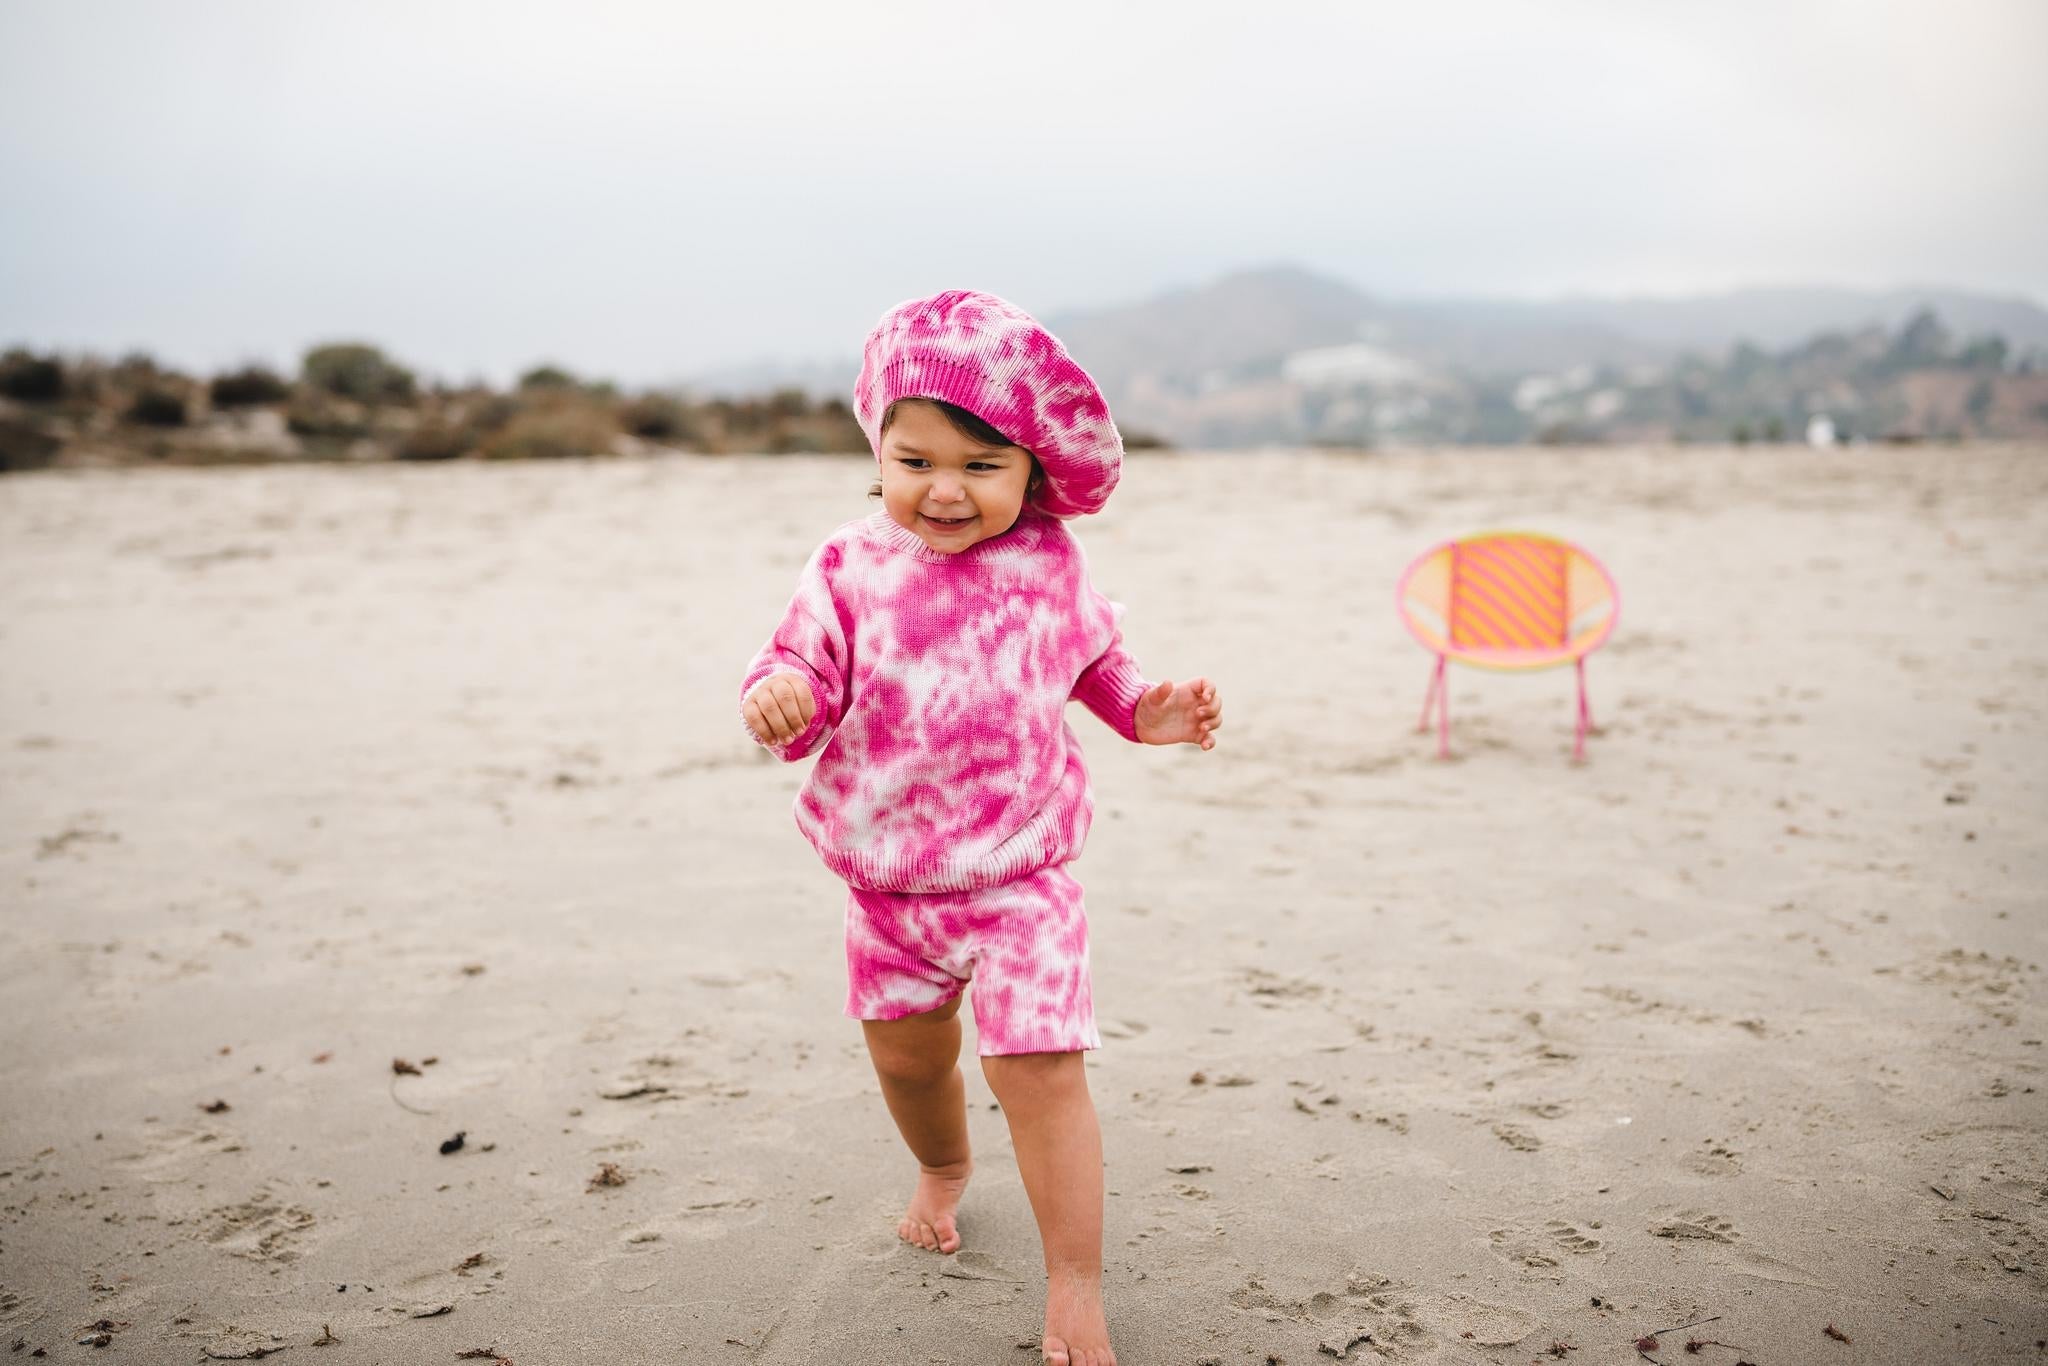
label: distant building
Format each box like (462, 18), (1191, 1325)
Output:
(1281, 342), (1429, 390)
(1806, 414), (1836, 448)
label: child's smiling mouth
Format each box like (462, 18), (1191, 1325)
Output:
(921, 513), (976, 531)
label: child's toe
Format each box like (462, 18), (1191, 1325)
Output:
(1040, 1337), (1070, 1366)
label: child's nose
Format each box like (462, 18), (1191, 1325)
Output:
(931, 475), (965, 503)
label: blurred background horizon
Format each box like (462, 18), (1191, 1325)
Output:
(4, 0), (2047, 452)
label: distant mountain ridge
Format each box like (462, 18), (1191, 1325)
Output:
(691, 266), (2048, 445)
(1042, 267), (2048, 385)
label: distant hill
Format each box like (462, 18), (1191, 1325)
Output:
(686, 266), (2048, 445)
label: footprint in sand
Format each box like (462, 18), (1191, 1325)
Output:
(1684, 1143), (1743, 1176)
(1492, 1123), (1542, 1152)
(199, 1190), (318, 1262)
(1487, 1228), (1559, 1270)
(113, 1123), (244, 1182)
(1544, 1220), (1604, 1255)
(1648, 1209), (1740, 1244)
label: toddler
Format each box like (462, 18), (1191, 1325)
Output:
(739, 290), (1221, 1366)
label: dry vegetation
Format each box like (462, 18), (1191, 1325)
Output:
(0, 344), (873, 472)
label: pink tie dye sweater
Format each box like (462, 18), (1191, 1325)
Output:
(740, 507), (1151, 894)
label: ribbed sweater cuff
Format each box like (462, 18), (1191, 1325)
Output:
(1074, 653), (1149, 743)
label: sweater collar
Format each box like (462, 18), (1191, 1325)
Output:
(864, 508), (1056, 565)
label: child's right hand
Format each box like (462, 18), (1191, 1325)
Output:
(743, 672), (817, 744)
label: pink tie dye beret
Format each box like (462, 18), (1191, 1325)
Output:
(854, 290), (1123, 518)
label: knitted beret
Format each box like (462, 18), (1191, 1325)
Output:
(854, 290), (1122, 518)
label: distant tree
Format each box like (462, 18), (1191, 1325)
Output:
(1957, 335), (2009, 371)
(0, 349), (65, 402)
(1966, 378), (1995, 423)
(210, 366), (291, 407)
(1883, 309), (1953, 373)
(1762, 415), (1785, 442)
(1726, 341), (1770, 380)
(518, 364), (577, 390)
(302, 343), (415, 403)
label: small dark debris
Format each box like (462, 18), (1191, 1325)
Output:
(439, 1132), (466, 1155)
(392, 1058), (422, 1076)
(202, 1099), (231, 1113)
(1189, 1070), (1208, 1085)
(1824, 1323), (1850, 1343)
(454, 1252), (487, 1275)
(1548, 1344), (1577, 1359)
(422, 1056), (439, 1066)
(588, 1162), (628, 1190)
(311, 1052), (332, 1064)
(312, 1324), (338, 1346)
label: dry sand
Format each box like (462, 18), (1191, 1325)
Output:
(1, 444), (2044, 1365)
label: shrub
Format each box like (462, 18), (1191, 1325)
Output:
(286, 395), (372, 440)
(397, 421), (474, 460)
(0, 418), (62, 471)
(0, 349), (65, 402)
(126, 388), (188, 427)
(620, 394), (695, 441)
(479, 405), (620, 460)
(302, 343), (415, 403)
(518, 364), (577, 390)
(210, 366), (291, 407)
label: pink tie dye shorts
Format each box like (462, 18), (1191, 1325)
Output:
(843, 863), (1101, 1057)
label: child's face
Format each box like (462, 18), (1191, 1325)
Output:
(878, 400), (1035, 553)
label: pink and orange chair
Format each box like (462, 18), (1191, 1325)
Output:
(1395, 532), (1619, 762)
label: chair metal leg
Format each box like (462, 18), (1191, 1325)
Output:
(1573, 657), (1589, 764)
(1436, 656), (1451, 760)
(1418, 655), (1443, 733)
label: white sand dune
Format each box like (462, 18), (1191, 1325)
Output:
(1, 444), (2043, 1364)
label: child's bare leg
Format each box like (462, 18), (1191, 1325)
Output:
(861, 994), (971, 1254)
(982, 1052), (1113, 1366)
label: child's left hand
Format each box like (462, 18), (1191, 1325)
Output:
(1135, 677), (1222, 750)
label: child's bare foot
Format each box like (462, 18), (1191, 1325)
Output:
(1040, 1268), (1114, 1365)
(897, 1157), (970, 1253)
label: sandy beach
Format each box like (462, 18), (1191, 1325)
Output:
(1, 443), (2043, 1365)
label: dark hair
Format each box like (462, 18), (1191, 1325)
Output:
(881, 396), (1015, 448)
(870, 397), (1043, 499)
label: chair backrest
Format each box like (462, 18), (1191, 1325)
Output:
(1397, 532), (1619, 664)
(1450, 534), (1568, 650)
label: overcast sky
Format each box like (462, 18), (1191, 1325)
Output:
(3, 0), (2044, 386)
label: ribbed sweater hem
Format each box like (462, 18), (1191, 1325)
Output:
(806, 801), (1085, 895)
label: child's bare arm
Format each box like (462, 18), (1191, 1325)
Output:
(1134, 677), (1222, 750)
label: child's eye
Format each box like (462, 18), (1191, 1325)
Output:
(967, 462), (998, 472)
(898, 458), (930, 470)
